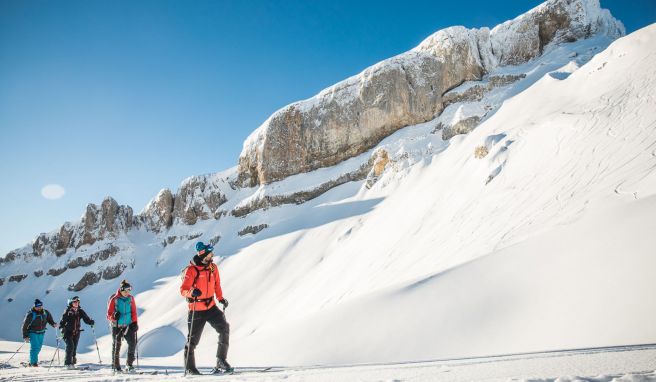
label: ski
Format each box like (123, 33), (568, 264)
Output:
(221, 367), (274, 375)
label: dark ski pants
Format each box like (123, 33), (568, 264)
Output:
(63, 333), (80, 365)
(112, 325), (137, 369)
(184, 305), (230, 369)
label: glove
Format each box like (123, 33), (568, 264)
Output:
(129, 322), (139, 331)
(89, 319), (95, 326)
(219, 298), (229, 309)
(23, 336), (29, 343)
(191, 288), (202, 297)
(113, 311), (121, 320)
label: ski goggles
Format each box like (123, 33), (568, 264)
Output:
(197, 247), (213, 256)
(120, 286), (132, 292)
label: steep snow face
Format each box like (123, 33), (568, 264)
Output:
(220, 24), (656, 365)
(237, 0), (624, 186)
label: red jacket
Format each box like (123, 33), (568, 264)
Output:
(106, 289), (138, 324)
(180, 262), (223, 311)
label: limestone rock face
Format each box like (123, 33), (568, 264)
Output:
(172, 175), (228, 225)
(75, 197), (133, 248)
(237, 0), (623, 186)
(238, 27), (485, 187)
(139, 188), (174, 232)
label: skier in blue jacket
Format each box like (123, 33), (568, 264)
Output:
(21, 299), (58, 367)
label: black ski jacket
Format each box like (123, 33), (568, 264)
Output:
(59, 306), (94, 338)
(21, 308), (56, 338)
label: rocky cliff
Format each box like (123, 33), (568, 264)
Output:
(236, 0), (624, 186)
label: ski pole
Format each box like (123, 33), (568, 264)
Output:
(48, 337), (61, 371)
(3, 341), (25, 366)
(91, 326), (102, 364)
(184, 298), (197, 377)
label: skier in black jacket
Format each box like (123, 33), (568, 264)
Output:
(21, 299), (58, 366)
(59, 296), (94, 369)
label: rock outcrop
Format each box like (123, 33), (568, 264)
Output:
(237, 0), (624, 186)
(68, 271), (101, 292)
(172, 176), (228, 225)
(232, 156), (376, 217)
(75, 197), (133, 248)
(238, 224), (269, 236)
(138, 175), (230, 231)
(138, 188), (174, 232)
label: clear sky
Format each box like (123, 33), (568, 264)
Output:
(0, 0), (654, 256)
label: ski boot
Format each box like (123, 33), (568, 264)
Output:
(127, 365), (136, 374)
(210, 358), (234, 374)
(186, 367), (201, 375)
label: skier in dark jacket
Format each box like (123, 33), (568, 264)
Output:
(106, 279), (139, 373)
(59, 296), (94, 369)
(180, 242), (232, 375)
(21, 299), (58, 366)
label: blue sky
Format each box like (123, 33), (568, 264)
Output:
(0, 0), (654, 255)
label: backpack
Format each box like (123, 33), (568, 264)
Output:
(29, 310), (46, 330)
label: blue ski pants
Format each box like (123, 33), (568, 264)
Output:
(28, 332), (45, 365)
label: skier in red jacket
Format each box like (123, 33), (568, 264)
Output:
(180, 242), (231, 375)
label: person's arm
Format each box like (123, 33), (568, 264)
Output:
(46, 310), (57, 327)
(80, 308), (94, 326)
(130, 297), (138, 323)
(21, 312), (32, 338)
(214, 265), (224, 301)
(59, 311), (65, 329)
(180, 266), (197, 298)
(107, 296), (117, 322)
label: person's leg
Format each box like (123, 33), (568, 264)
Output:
(125, 326), (137, 367)
(184, 309), (207, 372)
(28, 332), (42, 365)
(112, 327), (123, 370)
(206, 306), (231, 372)
(72, 334), (80, 365)
(64, 336), (74, 365)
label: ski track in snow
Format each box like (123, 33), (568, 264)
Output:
(1, 343), (655, 381)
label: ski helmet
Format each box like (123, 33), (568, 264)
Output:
(195, 242), (213, 257)
(68, 296), (80, 306)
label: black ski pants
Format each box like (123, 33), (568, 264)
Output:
(184, 305), (230, 369)
(63, 333), (80, 365)
(112, 325), (137, 369)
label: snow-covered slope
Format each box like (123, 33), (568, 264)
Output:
(220, 23), (656, 365)
(0, 8), (654, 379)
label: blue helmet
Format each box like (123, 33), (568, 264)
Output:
(195, 241), (213, 255)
